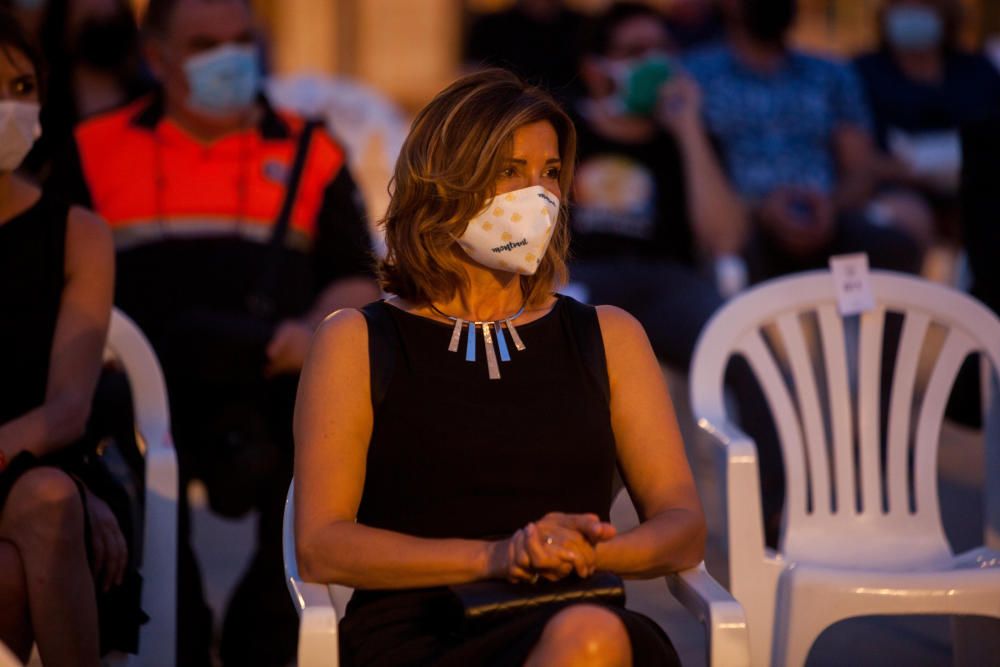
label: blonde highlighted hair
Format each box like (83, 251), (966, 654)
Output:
(378, 68), (576, 307)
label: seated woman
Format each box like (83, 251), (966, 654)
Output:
(0, 10), (133, 667)
(294, 68), (706, 666)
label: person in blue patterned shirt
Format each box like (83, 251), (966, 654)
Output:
(686, 0), (922, 282)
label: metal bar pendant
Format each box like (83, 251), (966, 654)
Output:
(448, 318), (464, 353)
(465, 321), (476, 362)
(482, 323), (501, 379)
(506, 318), (526, 352)
(495, 321), (511, 362)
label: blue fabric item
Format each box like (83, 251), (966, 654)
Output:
(684, 44), (872, 201)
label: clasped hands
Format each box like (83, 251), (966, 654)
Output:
(488, 512), (617, 584)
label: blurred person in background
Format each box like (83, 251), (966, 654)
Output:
(854, 0), (1000, 274)
(464, 0), (584, 102)
(65, 0), (380, 664)
(570, 2), (789, 547)
(686, 0), (923, 282)
(11, 0), (153, 190)
(570, 1), (746, 370)
(663, 0), (725, 52)
(950, 114), (1000, 429)
(0, 8), (144, 665)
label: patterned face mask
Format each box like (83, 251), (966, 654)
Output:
(457, 185), (560, 275)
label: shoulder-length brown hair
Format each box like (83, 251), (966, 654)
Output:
(378, 68), (576, 308)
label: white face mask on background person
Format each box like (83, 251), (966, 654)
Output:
(183, 43), (261, 117)
(0, 100), (41, 172)
(885, 5), (943, 51)
(457, 185), (560, 276)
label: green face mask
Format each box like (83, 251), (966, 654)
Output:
(616, 55), (674, 117)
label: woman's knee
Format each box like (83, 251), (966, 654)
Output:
(540, 604), (632, 665)
(2, 468), (84, 540)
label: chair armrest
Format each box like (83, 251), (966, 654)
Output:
(697, 417), (769, 562)
(668, 563), (750, 667)
(289, 577), (341, 667)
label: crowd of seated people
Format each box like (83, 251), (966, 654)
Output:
(1, 0), (998, 664)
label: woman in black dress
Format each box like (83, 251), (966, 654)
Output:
(294, 69), (706, 666)
(0, 10), (122, 667)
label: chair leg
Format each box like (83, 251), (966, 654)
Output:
(770, 576), (834, 667)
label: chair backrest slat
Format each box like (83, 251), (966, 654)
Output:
(857, 306), (886, 515)
(776, 312), (831, 516)
(738, 330), (809, 524)
(817, 305), (855, 514)
(914, 328), (975, 515)
(885, 312), (930, 515)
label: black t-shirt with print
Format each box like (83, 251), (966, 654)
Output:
(569, 108), (694, 265)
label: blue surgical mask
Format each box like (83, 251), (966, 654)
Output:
(184, 44), (261, 117)
(885, 6), (943, 51)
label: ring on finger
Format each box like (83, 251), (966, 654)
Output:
(544, 535), (554, 546)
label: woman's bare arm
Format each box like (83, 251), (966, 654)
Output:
(593, 306), (707, 578)
(0, 207), (114, 458)
(293, 309), (527, 588)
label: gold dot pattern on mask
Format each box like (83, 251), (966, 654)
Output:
(458, 188), (560, 275)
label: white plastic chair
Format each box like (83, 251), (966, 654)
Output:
(283, 481), (750, 667)
(105, 309), (179, 667)
(689, 269), (1000, 667)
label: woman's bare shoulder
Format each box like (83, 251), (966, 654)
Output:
(594, 304), (647, 345)
(314, 307), (369, 350)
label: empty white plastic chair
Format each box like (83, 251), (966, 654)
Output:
(283, 480), (750, 667)
(106, 309), (179, 667)
(690, 269), (1000, 666)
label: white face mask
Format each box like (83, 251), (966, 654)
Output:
(0, 101), (41, 172)
(457, 185), (560, 275)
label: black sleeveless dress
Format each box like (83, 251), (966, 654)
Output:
(0, 189), (66, 432)
(0, 188), (147, 654)
(339, 296), (681, 666)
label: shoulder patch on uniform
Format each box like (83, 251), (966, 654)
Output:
(262, 159), (291, 185)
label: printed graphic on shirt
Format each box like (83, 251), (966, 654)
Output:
(573, 155), (656, 241)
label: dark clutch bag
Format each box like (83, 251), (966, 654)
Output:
(450, 572), (625, 627)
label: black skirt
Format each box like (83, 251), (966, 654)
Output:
(340, 587), (681, 667)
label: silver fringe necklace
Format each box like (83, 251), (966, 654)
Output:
(430, 303), (528, 380)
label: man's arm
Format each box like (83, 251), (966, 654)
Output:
(659, 75), (748, 258)
(266, 164), (380, 376)
(831, 63), (880, 211)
